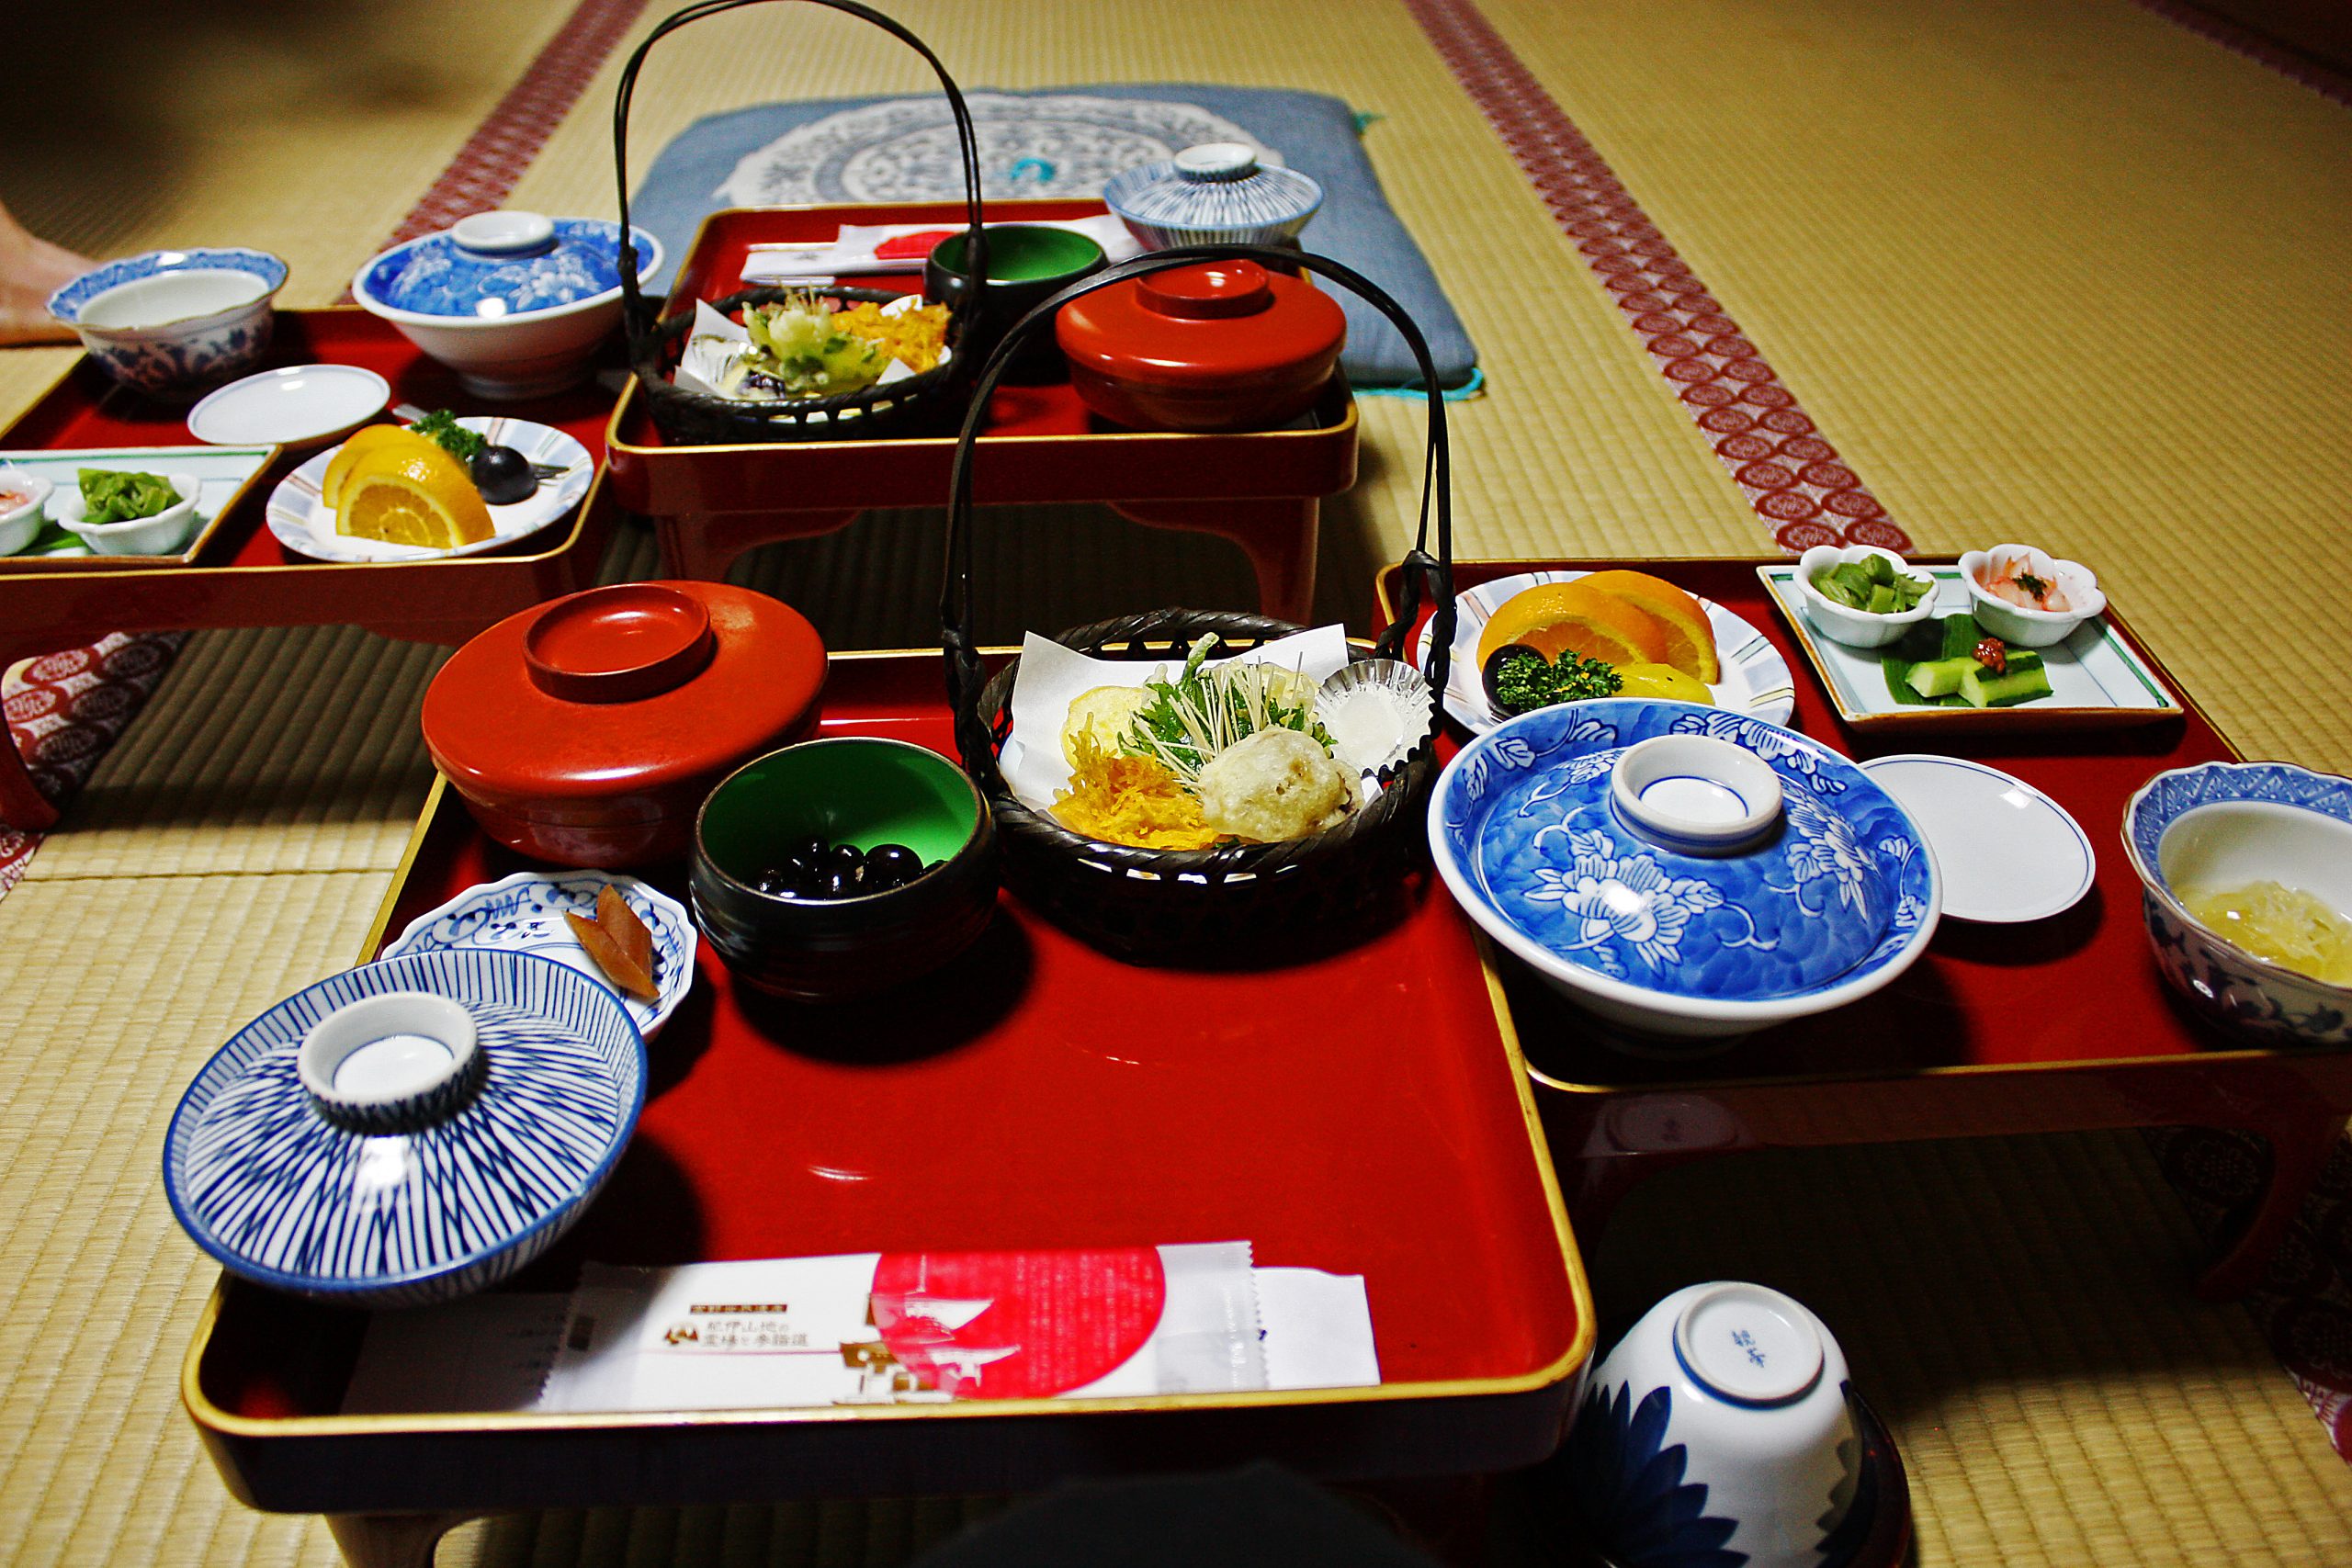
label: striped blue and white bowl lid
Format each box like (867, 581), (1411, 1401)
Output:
(1102, 143), (1324, 238)
(163, 948), (646, 1308)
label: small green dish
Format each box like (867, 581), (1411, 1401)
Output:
(925, 225), (1106, 382)
(690, 738), (997, 1001)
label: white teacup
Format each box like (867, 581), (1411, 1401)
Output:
(1566, 1282), (1862, 1568)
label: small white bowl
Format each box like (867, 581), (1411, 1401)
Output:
(0, 471), (53, 556)
(1958, 544), (2104, 648)
(1794, 544), (1938, 649)
(1566, 1282), (1860, 1568)
(51, 470), (203, 556)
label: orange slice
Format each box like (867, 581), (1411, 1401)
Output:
(321, 425), (437, 510)
(336, 441), (493, 549)
(1576, 570), (1721, 683)
(1476, 581), (1668, 671)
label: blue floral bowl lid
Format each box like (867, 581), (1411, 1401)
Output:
(356, 211), (648, 319)
(162, 947), (646, 1309)
(1432, 701), (1938, 1006)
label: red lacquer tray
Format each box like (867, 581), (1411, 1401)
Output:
(1379, 558), (2352, 1299)
(182, 650), (1592, 1517)
(602, 203), (1358, 619)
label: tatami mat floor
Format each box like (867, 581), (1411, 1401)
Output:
(2, 1), (2347, 1562)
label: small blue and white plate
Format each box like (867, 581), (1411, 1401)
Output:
(382, 872), (695, 1039)
(262, 415), (592, 563)
(164, 948), (646, 1309)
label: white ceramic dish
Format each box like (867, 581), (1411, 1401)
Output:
(0, 445), (277, 564)
(1958, 544), (2105, 648)
(1416, 569), (1796, 734)
(0, 471), (52, 556)
(1793, 544), (1938, 649)
(187, 364), (391, 447)
(1858, 754), (2093, 923)
(379, 870), (695, 1039)
(1756, 562), (2179, 733)
(51, 471), (204, 556)
(264, 416), (592, 563)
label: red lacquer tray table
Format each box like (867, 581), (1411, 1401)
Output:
(0, 309), (617, 832)
(604, 202), (1358, 623)
(1379, 558), (2352, 1301)
(181, 650), (1592, 1565)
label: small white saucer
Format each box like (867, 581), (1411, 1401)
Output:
(187, 364), (390, 447)
(1858, 754), (2095, 923)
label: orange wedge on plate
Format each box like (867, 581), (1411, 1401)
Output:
(1575, 570), (1722, 683)
(321, 424), (439, 510)
(336, 441), (494, 550)
(1476, 581), (1669, 670)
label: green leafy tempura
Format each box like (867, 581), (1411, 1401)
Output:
(75, 469), (179, 525)
(1122, 635), (1333, 786)
(409, 409), (487, 462)
(739, 294), (889, 398)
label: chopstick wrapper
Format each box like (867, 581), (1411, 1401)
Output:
(740, 216), (1141, 284)
(342, 1244), (1377, 1414)
(999, 626), (1351, 814)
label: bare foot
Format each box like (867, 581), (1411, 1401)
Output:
(0, 211), (94, 346)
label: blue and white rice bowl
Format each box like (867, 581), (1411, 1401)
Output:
(1102, 143), (1324, 249)
(47, 247), (287, 400)
(1430, 700), (1940, 1040)
(2123, 761), (2352, 1047)
(164, 948), (647, 1309)
(381, 870), (695, 1040)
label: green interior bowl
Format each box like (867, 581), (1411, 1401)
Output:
(932, 225), (1104, 285)
(699, 738), (980, 884)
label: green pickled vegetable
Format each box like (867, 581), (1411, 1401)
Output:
(1813, 557), (1931, 615)
(76, 469), (179, 525)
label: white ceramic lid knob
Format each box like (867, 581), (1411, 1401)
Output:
(1611, 733), (1785, 856)
(299, 989), (481, 1132)
(1173, 142), (1261, 182)
(451, 210), (558, 256)
(1673, 1281), (1826, 1405)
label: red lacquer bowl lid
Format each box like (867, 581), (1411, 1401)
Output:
(423, 581), (826, 807)
(1054, 260), (1346, 389)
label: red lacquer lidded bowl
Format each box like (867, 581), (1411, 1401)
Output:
(423, 581), (827, 868)
(1054, 259), (1345, 432)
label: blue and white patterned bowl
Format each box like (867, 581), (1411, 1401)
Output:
(2122, 761), (2352, 1047)
(48, 248), (287, 400)
(381, 872), (695, 1040)
(1102, 142), (1323, 249)
(1430, 700), (1940, 1039)
(164, 949), (647, 1309)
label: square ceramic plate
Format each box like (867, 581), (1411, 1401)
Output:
(1757, 563), (2182, 732)
(0, 445), (277, 570)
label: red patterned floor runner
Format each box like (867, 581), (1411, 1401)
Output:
(0, 0), (651, 901)
(1403, 0), (2352, 1464)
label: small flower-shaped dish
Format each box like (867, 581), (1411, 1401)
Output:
(0, 471), (53, 556)
(1430, 698), (1939, 1040)
(1958, 544), (2105, 648)
(1794, 545), (1938, 650)
(2122, 761), (2352, 1047)
(47, 247), (287, 400)
(381, 871), (695, 1039)
(51, 471), (204, 556)
(163, 948), (646, 1309)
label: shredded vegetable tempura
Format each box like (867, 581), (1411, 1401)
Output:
(1051, 734), (1222, 851)
(832, 299), (951, 373)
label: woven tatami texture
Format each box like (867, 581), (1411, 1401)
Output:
(0, 1), (2346, 1563)
(1477, 0), (2352, 770)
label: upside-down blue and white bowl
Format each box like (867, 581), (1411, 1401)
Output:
(1430, 700), (1941, 1040)
(164, 948), (647, 1309)
(2123, 761), (2352, 1047)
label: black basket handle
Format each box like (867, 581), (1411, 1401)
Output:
(611, 0), (987, 337)
(941, 245), (1457, 765)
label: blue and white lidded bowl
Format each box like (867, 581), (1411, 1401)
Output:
(1566, 1282), (1868, 1568)
(1102, 142), (1325, 250)
(2122, 760), (2352, 1047)
(163, 948), (647, 1310)
(1430, 699), (1940, 1039)
(355, 212), (641, 319)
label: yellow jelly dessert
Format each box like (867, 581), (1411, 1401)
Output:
(2184, 880), (2352, 985)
